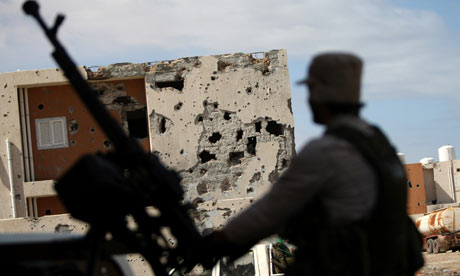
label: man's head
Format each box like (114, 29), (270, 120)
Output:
(298, 53), (364, 124)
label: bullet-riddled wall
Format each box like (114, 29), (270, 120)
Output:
(87, 50), (295, 231)
(0, 50), (294, 233)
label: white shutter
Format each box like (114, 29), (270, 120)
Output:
(51, 120), (65, 145)
(38, 121), (51, 146)
(36, 117), (68, 150)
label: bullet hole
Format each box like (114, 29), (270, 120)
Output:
(269, 171), (279, 183)
(195, 115), (203, 124)
(203, 100), (208, 107)
(127, 108), (148, 138)
(160, 117), (167, 133)
(246, 87), (253, 94)
(247, 187), (254, 193)
(113, 96), (135, 105)
(4, 83), (7, 88)
(255, 122), (262, 133)
(250, 172), (261, 183)
(211, 76), (217, 81)
(38, 104), (44, 110)
(266, 120), (284, 136)
(156, 79), (184, 91)
(95, 89), (105, 97)
(199, 150), (216, 163)
(35, 70), (40, 76)
(416, 184), (420, 188)
(200, 169), (207, 175)
(217, 60), (230, 71)
(174, 102), (183, 111)
(192, 197), (204, 207)
(247, 137), (257, 155)
(104, 139), (112, 149)
(255, 82), (259, 88)
(213, 102), (219, 108)
(180, 149), (184, 154)
(236, 130), (243, 141)
(221, 178), (232, 192)
(224, 112), (231, 120)
(69, 119), (79, 135)
(3, 114), (7, 117)
(262, 68), (270, 76)
(189, 169), (194, 173)
(197, 182), (208, 195)
(228, 152), (244, 166)
(281, 159), (289, 169)
(222, 210), (232, 218)
(45, 209), (51, 215)
(70, 140), (76, 146)
(408, 181), (412, 189)
(90, 127), (96, 133)
(209, 132), (222, 143)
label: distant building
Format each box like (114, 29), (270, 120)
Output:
(405, 146), (460, 215)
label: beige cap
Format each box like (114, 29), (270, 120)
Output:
(298, 53), (363, 104)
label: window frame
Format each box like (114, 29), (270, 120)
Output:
(35, 117), (69, 150)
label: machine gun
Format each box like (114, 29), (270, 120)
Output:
(19, 1), (205, 275)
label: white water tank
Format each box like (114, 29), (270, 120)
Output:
(397, 153), (406, 164)
(438, 145), (456, 162)
(420, 157), (435, 169)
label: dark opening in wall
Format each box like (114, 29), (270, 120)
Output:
(228, 152), (244, 166)
(104, 139), (112, 149)
(127, 108), (148, 139)
(160, 117), (167, 133)
(236, 130), (243, 141)
(266, 120), (284, 136)
(224, 112), (231, 120)
(247, 137), (257, 155)
(113, 96), (135, 105)
(156, 80), (184, 91)
(174, 102), (183, 111)
(255, 122), (262, 132)
(199, 150), (216, 163)
(209, 132), (222, 143)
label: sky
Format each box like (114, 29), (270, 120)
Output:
(1, 0), (459, 163)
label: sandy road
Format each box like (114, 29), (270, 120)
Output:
(417, 251), (460, 275)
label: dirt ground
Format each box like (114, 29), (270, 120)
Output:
(417, 251), (460, 275)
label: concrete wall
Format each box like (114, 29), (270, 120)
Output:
(452, 160), (460, 201)
(86, 50), (294, 231)
(423, 168), (437, 205)
(433, 161), (456, 204)
(0, 50), (294, 232)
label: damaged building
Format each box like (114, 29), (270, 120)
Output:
(0, 49), (295, 235)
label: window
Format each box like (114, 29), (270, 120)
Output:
(35, 117), (68, 150)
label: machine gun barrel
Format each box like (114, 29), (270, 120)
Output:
(23, 1), (137, 155)
(23, 1), (204, 275)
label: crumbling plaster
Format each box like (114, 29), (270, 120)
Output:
(143, 50), (295, 231)
(0, 67), (87, 219)
(86, 50), (294, 231)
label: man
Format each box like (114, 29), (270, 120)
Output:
(204, 53), (422, 275)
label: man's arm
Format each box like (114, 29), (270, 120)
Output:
(221, 140), (332, 246)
